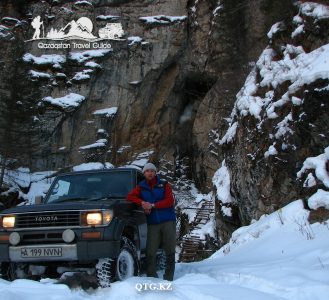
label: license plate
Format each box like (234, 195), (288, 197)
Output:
(20, 247), (62, 258)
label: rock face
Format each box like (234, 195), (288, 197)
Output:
(0, 0), (190, 171)
(0, 0), (293, 171)
(214, 1), (329, 243)
(0, 1), (328, 244)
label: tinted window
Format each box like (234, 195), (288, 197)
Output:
(45, 171), (134, 203)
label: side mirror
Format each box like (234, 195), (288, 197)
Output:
(35, 195), (44, 205)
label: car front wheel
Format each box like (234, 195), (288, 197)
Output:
(96, 237), (138, 288)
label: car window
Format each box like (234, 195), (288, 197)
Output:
(45, 171), (134, 203)
(48, 179), (71, 202)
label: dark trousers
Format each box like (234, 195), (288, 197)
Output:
(146, 220), (176, 281)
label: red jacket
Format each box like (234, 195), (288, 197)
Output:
(126, 177), (175, 209)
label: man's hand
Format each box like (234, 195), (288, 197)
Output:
(144, 208), (151, 215)
(141, 201), (152, 210)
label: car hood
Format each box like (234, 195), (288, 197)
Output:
(0, 200), (125, 215)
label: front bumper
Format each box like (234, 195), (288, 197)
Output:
(9, 244), (77, 262)
(0, 240), (120, 263)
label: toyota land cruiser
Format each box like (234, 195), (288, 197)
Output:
(0, 168), (149, 287)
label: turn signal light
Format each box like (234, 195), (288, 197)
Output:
(82, 231), (101, 239)
(0, 234), (9, 242)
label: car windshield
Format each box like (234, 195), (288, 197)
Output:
(45, 171), (134, 204)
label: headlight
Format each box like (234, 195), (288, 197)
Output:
(86, 212), (102, 225)
(2, 216), (15, 228)
(83, 210), (112, 226)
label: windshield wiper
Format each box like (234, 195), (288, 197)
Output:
(52, 197), (89, 203)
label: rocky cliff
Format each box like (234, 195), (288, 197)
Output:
(1, 1), (328, 245)
(0, 0), (292, 174)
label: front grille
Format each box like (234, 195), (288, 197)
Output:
(20, 232), (63, 244)
(15, 211), (80, 228)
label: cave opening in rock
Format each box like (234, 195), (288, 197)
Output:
(172, 73), (217, 181)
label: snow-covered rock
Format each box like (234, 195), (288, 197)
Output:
(139, 15), (187, 25)
(297, 146), (329, 188)
(73, 162), (114, 171)
(42, 93), (86, 112)
(212, 160), (233, 204)
(23, 53), (66, 68)
(92, 107), (118, 118)
(79, 139), (108, 150)
(69, 50), (112, 63)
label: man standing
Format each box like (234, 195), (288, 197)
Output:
(127, 163), (176, 281)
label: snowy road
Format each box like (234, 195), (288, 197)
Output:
(1, 201), (328, 300)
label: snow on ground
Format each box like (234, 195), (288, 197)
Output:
(1, 200), (328, 299)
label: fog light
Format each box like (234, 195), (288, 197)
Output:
(9, 232), (20, 246)
(62, 229), (75, 243)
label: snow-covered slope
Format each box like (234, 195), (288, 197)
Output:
(1, 200), (328, 300)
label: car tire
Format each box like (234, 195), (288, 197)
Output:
(96, 237), (138, 288)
